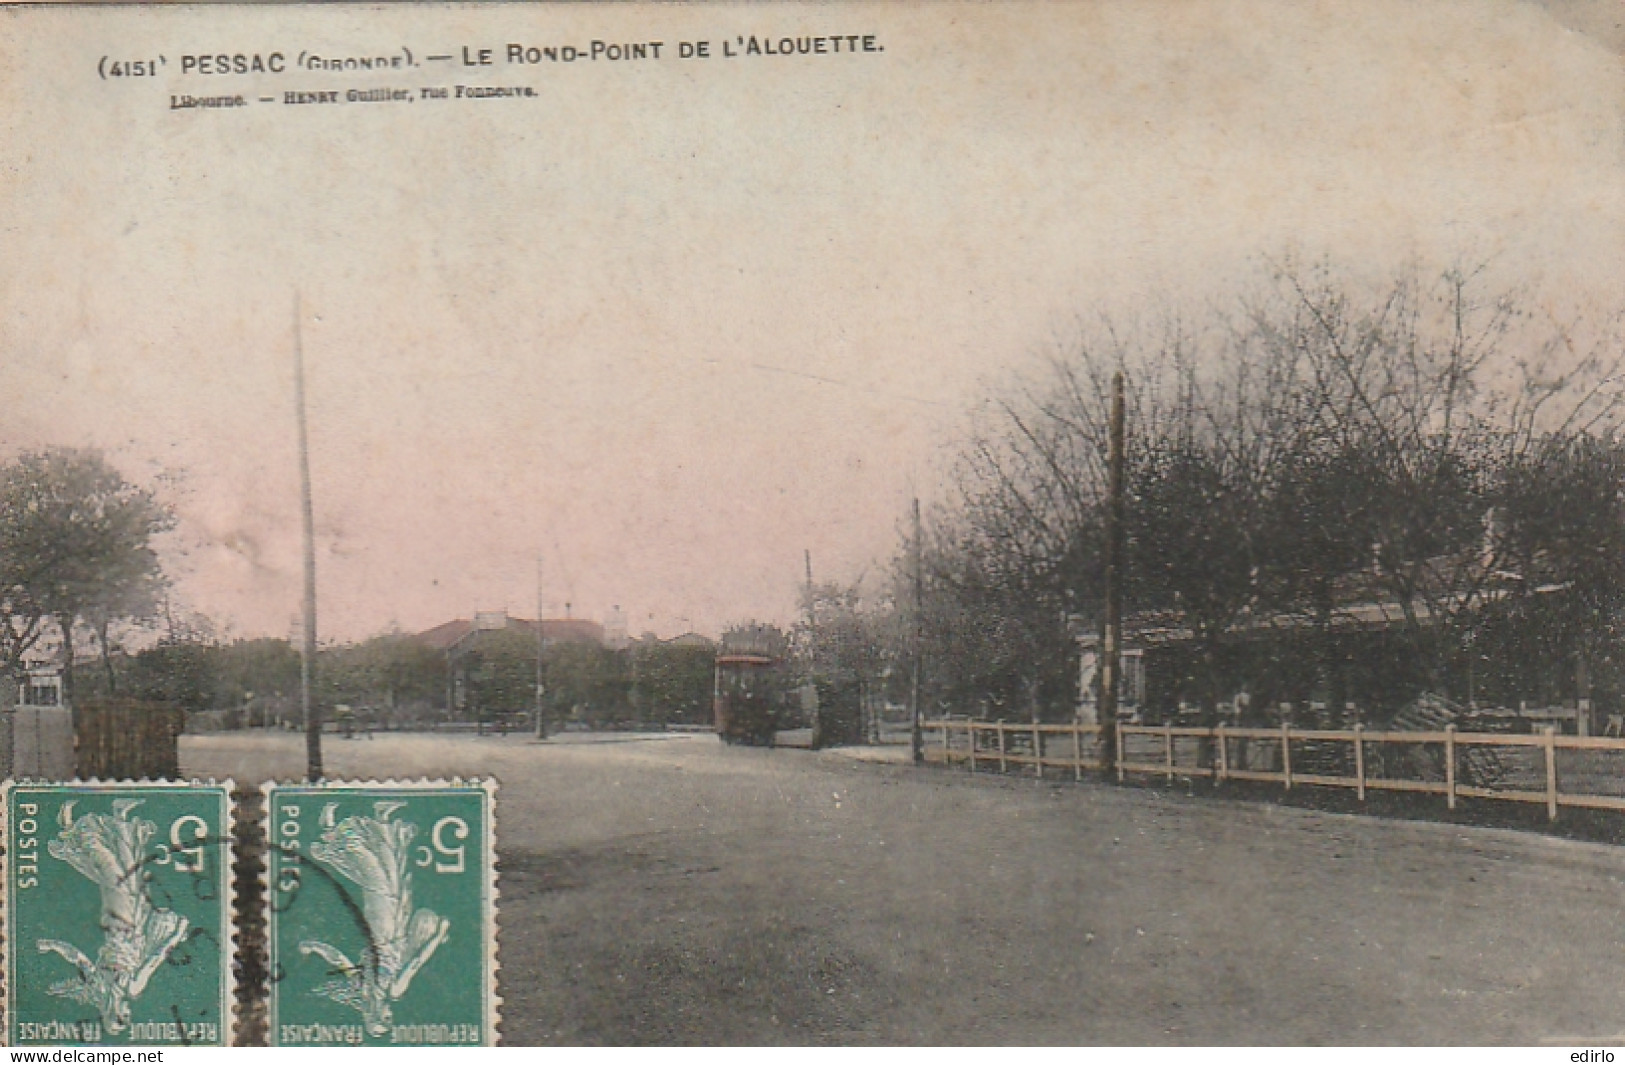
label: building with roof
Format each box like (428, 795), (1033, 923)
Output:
(412, 610), (606, 652)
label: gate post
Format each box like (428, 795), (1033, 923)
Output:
(1354, 723), (1366, 801)
(1445, 724), (1456, 811)
(1073, 720), (1083, 782)
(1545, 726), (1559, 821)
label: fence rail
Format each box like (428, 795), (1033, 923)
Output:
(923, 718), (1104, 780)
(920, 718), (1625, 821)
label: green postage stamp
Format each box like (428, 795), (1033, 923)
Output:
(264, 779), (499, 1047)
(4, 781), (236, 1047)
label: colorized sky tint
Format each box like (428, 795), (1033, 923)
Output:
(1, 1), (1621, 640)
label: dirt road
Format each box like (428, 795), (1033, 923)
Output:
(184, 730), (1625, 1044)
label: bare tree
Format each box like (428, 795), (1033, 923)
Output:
(919, 257), (1625, 726)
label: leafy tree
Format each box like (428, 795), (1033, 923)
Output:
(629, 639), (715, 725)
(216, 637), (302, 726)
(540, 640), (629, 727)
(122, 636), (218, 714)
(0, 448), (172, 699)
(448, 628), (541, 725)
(321, 634), (446, 714)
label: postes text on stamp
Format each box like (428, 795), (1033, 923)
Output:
(263, 779), (498, 1047)
(4, 781), (236, 1047)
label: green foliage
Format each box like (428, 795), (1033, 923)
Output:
(539, 640), (630, 726)
(320, 634), (445, 710)
(122, 638), (218, 714)
(217, 638), (302, 703)
(0, 448), (172, 692)
(630, 641), (714, 725)
(453, 629), (542, 721)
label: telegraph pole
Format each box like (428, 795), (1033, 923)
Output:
(294, 293), (323, 782)
(1098, 371), (1125, 774)
(535, 556), (547, 739)
(910, 497), (924, 765)
(804, 548), (816, 661)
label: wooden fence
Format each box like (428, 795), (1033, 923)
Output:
(74, 698), (185, 780)
(923, 718), (1105, 779)
(921, 718), (1625, 821)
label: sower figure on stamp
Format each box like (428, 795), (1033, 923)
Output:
(37, 799), (191, 1035)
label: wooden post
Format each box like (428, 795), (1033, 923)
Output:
(1354, 723), (1365, 801)
(1281, 721), (1292, 791)
(1116, 724), (1125, 783)
(968, 723), (977, 773)
(997, 722), (1008, 774)
(294, 293), (323, 782)
(1164, 722), (1175, 784)
(1216, 723), (1227, 783)
(1445, 724), (1456, 811)
(1033, 722), (1043, 778)
(942, 720), (951, 766)
(1073, 720), (1083, 782)
(1545, 725), (1558, 821)
(911, 497), (925, 765)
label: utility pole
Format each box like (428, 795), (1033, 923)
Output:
(804, 548), (818, 740)
(294, 293), (323, 782)
(1098, 371), (1125, 775)
(804, 547), (816, 667)
(535, 556), (547, 739)
(911, 497), (924, 765)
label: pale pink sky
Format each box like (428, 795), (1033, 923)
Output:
(1, 1), (1621, 641)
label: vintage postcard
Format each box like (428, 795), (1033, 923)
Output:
(3, 781), (235, 1047)
(3, 0), (1625, 1049)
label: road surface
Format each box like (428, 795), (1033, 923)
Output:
(184, 730), (1625, 1044)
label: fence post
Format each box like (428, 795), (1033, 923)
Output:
(1034, 722), (1043, 779)
(1216, 722), (1228, 783)
(1545, 725), (1558, 821)
(1354, 724), (1365, 801)
(1073, 720), (1083, 782)
(997, 722), (1008, 774)
(943, 721), (951, 766)
(1281, 721), (1292, 791)
(1445, 724), (1456, 811)
(1164, 722), (1175, 784)
(968, 723), (976, 774)
(1115, 724), (1125, 783)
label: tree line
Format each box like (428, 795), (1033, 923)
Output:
(904, 261), (1625, 724)
(0, 446), (718, 729)
(78, 629), (720, 732)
